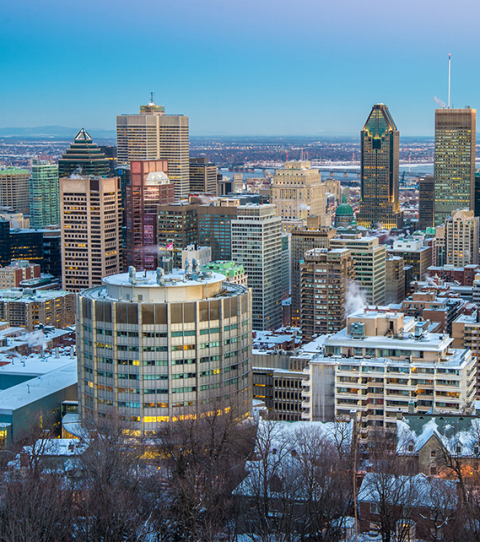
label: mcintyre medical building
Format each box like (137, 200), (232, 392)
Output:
(77, 267), (252, 434)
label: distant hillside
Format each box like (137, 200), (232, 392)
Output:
(0, 126), (116, 139)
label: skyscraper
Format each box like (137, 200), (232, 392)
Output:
(189, 157), (217, 194)
(434, 107), (476, 226)
(58, 129), (110, 177)
(116, 100), (189, 199)
(418, 175), (435, 231)
(272, 161), (326, 224)
(60, 176), (122, 292)
(125, 160), (174, 270)
(30, 160), (60, 228)
(356, 104), (402, 229)
(0, 168), (30, 215)
(232, 204), (282, 331)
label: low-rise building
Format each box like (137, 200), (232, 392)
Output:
(201, 261), (248, 286)
(0, 260), (41, 289)
(301, 308), (476, 434)
(0, 288), (75, 331)
(427, 264), (480, 286)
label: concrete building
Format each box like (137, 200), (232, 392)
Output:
(0, 288), (75, 331)
(330, 235), (386, 306)
(385, 256), (405, 304)
(290, 222), (336, 325)
(427, 264), (480, 286)
(189, 157), (217, 194)
(125, 160), (174, 270)
(0, 260), (41, 289)
(232, 173), (243, 192)
(324, 178), (342, 204)
(300, 248), (354, 341)
(30, 160), (60, 228)
(281, 232), (291, 301)
(201, 261), (247, 286)
(156, 202), (199, 268)
(116, 100), (189, 199)
(182, 245), (211, 268)
(232, 204), (282, 331)
(434, 107), (476, 226)
(418, 175), (435, 231)
(272, 161), (326, 224)
(387, 238), (433, 281)
(452, 310), (480, 397)
(357, 104), (403, 229)
(302, 309), (476, 432)
(401, 290), (466, 334)
(76, 268), (252, 434)
(0, 209), (29, 229)
(0, 168), (30, 215)
(435, 210), (479, 267)
(60, 176), (122, 293)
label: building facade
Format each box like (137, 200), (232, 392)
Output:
(60, 176), (122, 292)
(0, 168), (30, 215)
(290, 224), (336, 324)
(156, 203), (199, 269)
(418, 175), (435, 231)
(330, 235), (386, 306)
(76, 268), (252, 434)
(272, 161), (326, 224)
(385, 256), (405, 304)
(387, 238), (433, 281)
(197, 199), (239, 261)
(357, 104), (402, 229)
(434, 107), (476, 226)
(0, 260), (40, 289)
(116, 101), (189, 199)
(189, 157), (217, 194)
(125, 160), (174, 270)
(300, 248), (354, 341)
(232, 204), (282, 331)
(30, 161), (60, 228)
(58, 129), (110, 177)
(435, 210), (479, 267)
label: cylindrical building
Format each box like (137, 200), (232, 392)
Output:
(77, 267), (252, 434)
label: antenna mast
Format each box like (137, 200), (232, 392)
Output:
(448, 54), (451, 109)
(150, 91), (155, 105)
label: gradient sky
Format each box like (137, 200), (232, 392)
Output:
(2, 0), (480, 136)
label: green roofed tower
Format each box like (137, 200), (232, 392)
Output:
(356, 104), (403, 229)
(58, 128), (110, 177)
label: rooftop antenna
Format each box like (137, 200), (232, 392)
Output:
(150, 91), (155, 105)
(448, 54), (451, 109)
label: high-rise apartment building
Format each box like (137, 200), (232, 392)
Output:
(30, 160), (60, 228)
(330, 235), (386, 306)
(385, 256), (405, 304)
(418, 175), (435, 231)
(189, 157), (217, 194)
(0, 168), (30, 215)
(197, 199), (239, 261)
(434, 107), (476, 226)
(290, 222), (336, 324)
(357, 104), (402, 229)
(77, 268), (252, 433)
(435, 210), (479, 267)
(60, 176), (122, 292)
(58, 129), (110, 177)
(116, 100), (189, 199)
(232, 204), (282, 331)
(300, 248), (354, 341)
(272, 161), (326, 224)
(156, 203), (199, 268)
(125, 160), (174, 270)
(387, 238), (432, 281)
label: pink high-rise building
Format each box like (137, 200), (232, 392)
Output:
(125, 160), (174, 270)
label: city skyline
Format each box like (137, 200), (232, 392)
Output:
(1, 0), (479, 136)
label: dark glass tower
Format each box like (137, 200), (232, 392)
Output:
(419, 175), (435, 231)
(58, 128), (110, 177)
(357, 104), (403, 229)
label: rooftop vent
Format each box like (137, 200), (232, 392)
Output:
(351, 322), (365, 339)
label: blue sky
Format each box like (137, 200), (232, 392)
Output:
(2, 0), (480, 135)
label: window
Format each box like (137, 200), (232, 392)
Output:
(430, 450), (436, 458)
(370, 503), (380, 515)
